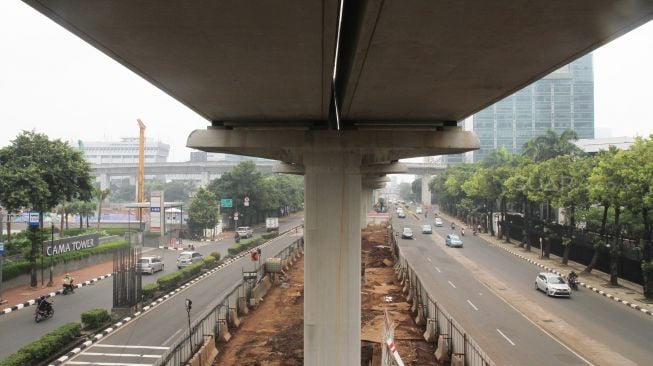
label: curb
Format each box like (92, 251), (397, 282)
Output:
(1, 273), (113, 317)
(159, 239), (223, 251)
(479, 235), (653, 317)
(48, 226), (303, 366)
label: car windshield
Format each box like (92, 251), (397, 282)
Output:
(237, 227), (247, 231)
(423, 225), (431, 229)
(179, 254), (191, 260)
(549, 277), (566, 284)
(138, 259), (149, 264)
(449, 235), (460, 240)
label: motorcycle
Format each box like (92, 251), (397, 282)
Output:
(461, 228), (465, 236)
(567, 275), (579, 290)
(62, 282), (75, 295)
(35, 297), (54, 322)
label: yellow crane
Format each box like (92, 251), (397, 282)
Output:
(136, 119), (146, 222)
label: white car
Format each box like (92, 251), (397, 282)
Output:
(416, 207), (423, 214)
(177, 251), (204, 269)
(236, 226), (254, 238)
(138, 256), (164, 274)
(434, 218), (443, 227)
(401, 227), (413, 239)
(535, 272), (571, 297)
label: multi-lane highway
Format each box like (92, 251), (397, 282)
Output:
(0, 215), (303, 360)
(395, 207), (653, 365)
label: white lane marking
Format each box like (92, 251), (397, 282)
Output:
(448, 281), (456, 289)
(496, 329), (516, 346)
(435, 267), (442, 273)
(67, 362), (152, 366)
(93, 345), (169, 350)
(427, 257), (432, 262)
(467, 299), (479, 311)
(82, 353), (161, 358)
(161, 329), (182, 346)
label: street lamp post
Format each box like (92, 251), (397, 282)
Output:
(185, 298), (193, 352)
(47, 216), (55, 287)
(0, 208), (5, 304)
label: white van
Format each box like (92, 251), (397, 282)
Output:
(236, 226), (254, 238)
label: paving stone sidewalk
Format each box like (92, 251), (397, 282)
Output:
(439, 211), (653, 317)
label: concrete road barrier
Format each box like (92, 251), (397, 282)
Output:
(187, 335), (218, 366)
(237, 297), (249, 315)
(423, 319), (438, 343)
(434, 335), (450, 363)
(415, 304), (426, 326)
(228, 308), (241, 328)
(217, 320), (231, 343)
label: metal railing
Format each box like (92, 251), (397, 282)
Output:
(391, 229), (495, 366)
(158, 234), (304, 366)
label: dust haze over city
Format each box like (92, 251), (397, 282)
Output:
(2, 2), (653, 366)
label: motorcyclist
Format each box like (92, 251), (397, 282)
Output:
(461, 228), (465, 236)
(63, 273), (75, 293)
(451, 222), (455, 230)
(477, 224), (482, 234)
(567, 270), (578, 284)
(235, 232), (241, 243)
(37, 296), (53, 314)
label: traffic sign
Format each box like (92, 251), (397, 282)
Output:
(244, 196), (250, 207)
(220, 199), (233, 208)
(28, 212), (40, 227)
(0, 242), (4, 255)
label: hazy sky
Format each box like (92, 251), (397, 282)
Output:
(1, 2), (652, 161)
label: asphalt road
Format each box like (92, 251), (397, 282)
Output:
(66, 228), (304, 365)
(0, 215), (303, 360)
(395, 212), (590, 365)
(397, 207), (653, 365)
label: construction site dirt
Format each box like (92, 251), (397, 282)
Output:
(215, 225), (436, 365)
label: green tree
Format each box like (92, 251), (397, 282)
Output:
(95, 188), (111, 230)
(187, 188), (219, 238)
(411, 178), (423, 203)
(398, 182), (413, 202)
(522, 129), (584, 162)
(0, 131), (93, 287)
(208, 161), (265, 226)
(504, 157), (536, 250)
(589, 148), (630, 286)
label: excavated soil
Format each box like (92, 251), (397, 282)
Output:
(216, 225), (435, 365)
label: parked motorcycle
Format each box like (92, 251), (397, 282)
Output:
(35, 297), (54, 322)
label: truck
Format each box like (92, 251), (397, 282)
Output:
(266, 217), (279, 232)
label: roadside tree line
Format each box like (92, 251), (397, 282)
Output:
(430, 130), (653, 298)
(187, 161), (304, 238)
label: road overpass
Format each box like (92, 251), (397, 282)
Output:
(91, 160), (447, 189)
(22, 1), (653, 364)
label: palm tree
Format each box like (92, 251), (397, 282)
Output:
(522, 129), (584, 162)
(95, 188), (111, 230)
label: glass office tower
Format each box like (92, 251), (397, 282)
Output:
(470, 53), (594, 162)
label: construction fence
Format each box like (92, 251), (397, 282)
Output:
(158, 234), (305, 366)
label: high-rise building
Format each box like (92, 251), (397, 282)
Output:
(76, 137), (170, 164)
(469, 53), (594, 162)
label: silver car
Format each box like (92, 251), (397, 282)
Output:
(177, 251), (203, 269)
(535, 272), (571, 297)
(138, 256), (164, 274)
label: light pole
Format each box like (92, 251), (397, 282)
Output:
(47, 214), (57, 287)
(185, 298), (193, 352)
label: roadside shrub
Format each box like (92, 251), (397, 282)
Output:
(1, 259), (32, 281)
(0, 322), (81, 366)
(157, 271), (184, 291)
(209, 251), (221, 261)
(262, 232), (278, 240)
(203, 256), (216, 267)
(81, 309), (111, 330)
(181, 261), (204, 279)
(142, 283), (159, 299)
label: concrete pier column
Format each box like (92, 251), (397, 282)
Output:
(200, 171), (210, 187)
(421, 174), (432, 207)
(99, 173), (110, 191)
(304, 149), (361, 366)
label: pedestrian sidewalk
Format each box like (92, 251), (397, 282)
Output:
(1, 260), (115, 316)
(440, 212), (653, 317)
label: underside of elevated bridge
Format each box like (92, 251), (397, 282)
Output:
(23, 0), (653, 364)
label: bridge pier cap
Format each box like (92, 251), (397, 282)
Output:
(188, 128), (477, 365)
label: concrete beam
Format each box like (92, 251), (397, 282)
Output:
(272, 162), (305, 175)
(187, 128), (479, 164)
(360, 162), (407, 175)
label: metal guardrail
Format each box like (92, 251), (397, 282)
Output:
(391, 229), (495, 366)
(158, 228), (304, 366)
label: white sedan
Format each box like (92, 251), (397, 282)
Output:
(535, 272), (571, 297)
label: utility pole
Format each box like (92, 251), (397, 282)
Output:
(136, 119), (146, 225)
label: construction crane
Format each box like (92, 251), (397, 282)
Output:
(136, 119), (146, 222)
